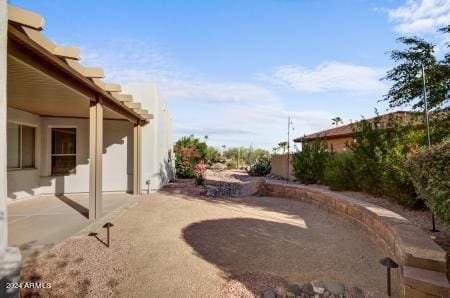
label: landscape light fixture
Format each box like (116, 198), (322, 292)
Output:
(379, 257), (399, 297)
(421, 62), (439, 233)
(103, 222), (114, 248)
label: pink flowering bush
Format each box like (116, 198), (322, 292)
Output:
(194, 161), (206, 185)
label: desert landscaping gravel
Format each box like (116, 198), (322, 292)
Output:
(19, 171), (408, 297)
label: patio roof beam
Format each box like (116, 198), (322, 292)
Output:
(8, 5), (45, 30)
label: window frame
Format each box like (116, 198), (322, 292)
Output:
(7, 122), (37, 171)
(50, 127), (77, 176)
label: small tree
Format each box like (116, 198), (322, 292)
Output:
(383, 35), (449, 110)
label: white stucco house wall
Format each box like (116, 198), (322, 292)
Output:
(0, 4), (174, 295)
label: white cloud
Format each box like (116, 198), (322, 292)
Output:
(80, 40), (276, 103)
(78, 40), (360, 149)
(388, 0), (450, 34)
(261, 62), (386, 93)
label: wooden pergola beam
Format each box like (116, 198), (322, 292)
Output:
(8, 5), (45, 30)
(8, 25), (148, 124)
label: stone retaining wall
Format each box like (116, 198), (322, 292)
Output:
(263, 181), (449, 298)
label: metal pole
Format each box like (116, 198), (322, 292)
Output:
(421, 63), (431, 148)
(287, 116), (290, 184)
(421, 62), (438, 232)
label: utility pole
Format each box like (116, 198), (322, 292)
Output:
(287, 116), (291, 184)
(421, 62), (438, 233)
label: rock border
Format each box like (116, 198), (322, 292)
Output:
(263, 181), (449, 298)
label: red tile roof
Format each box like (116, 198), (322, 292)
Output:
(294, 111), (421, 142)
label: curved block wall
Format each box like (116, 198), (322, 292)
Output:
(263, 181), (449, 298)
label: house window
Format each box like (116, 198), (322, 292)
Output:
(7, 123), (35, 169)
(51, 128), (76, 175)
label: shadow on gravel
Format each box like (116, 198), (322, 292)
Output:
(181, 217), (391, 296)
(182, 218), (303, 295)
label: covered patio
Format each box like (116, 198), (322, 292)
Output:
(6, 5), (152, 219)
(1, 5), (154, 295)
(8, 193), (141, 262)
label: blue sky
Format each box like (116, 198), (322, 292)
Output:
(9, 0), (450, 149)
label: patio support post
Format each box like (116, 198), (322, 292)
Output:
(0, 1), (22, 295)
(89, 95), (103, 220)
(133, 123), (142, 195)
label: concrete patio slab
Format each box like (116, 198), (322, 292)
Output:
(7, 193), (140, 262)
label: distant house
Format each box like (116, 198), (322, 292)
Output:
(293, 111), (421, 152)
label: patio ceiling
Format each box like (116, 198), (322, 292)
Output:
(8, 53), (123, 120)
(7, 5), (153, 123)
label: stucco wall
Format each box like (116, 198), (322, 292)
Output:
(7, 107), (133, 200)
(271, 154), (294, 180)
(123, 83), (174, 193)
(326, 137), (353, 152)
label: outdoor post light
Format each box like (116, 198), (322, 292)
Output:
(421, 62), (439, 233)
(379, 257), (399, 296)
(103, 222), (114, 248)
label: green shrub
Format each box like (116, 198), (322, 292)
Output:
(247, 156), (271, 176)
(406, 139), (450, 226)
(323, 153), (356, 190)
(175, 156), (195, 178)
(350, 113), (423, 208)
(226, 160), (237, 169)
(205, 147), (221, 166)
(194, 174), (205, 185)
(292, 140), (329, 184)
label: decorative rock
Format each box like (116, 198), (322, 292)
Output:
(275, 285), (287, 298)
(301, 283), (314, 296)
(324, 282), (345, 296)
(311, 280), (325, 294)
(347, 286), (364, 298)
(286, 291), (296, 298)
(263, 289), (276, 298)
(287, 284), (302, 296)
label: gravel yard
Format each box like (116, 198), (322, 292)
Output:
(268, 177), (450, 279)
(18, 170), (397, 297)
